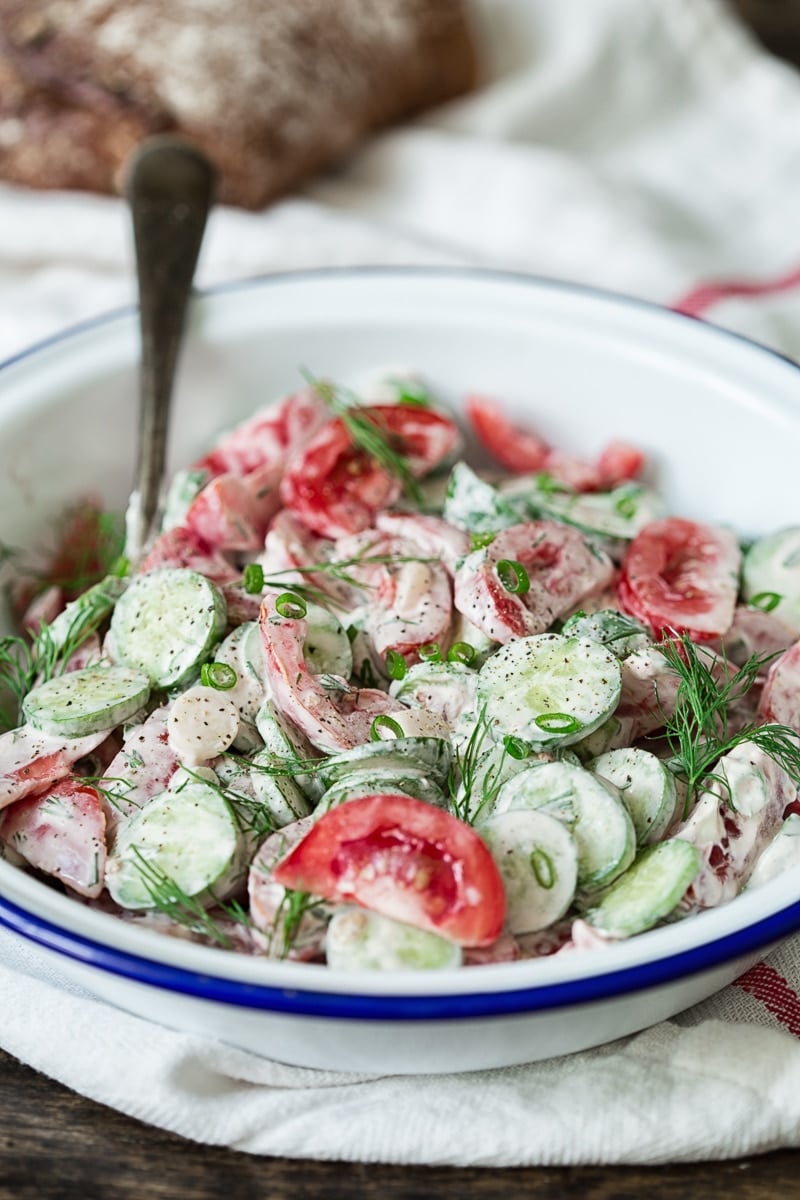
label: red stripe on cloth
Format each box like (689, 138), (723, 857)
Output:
(672, 264), (800, 317)
(735, 962), (800, 1036)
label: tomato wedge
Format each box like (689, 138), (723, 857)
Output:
(466, 395), (549, 473)
(618, 517), (741, 641)
(280, 404), (461, 538)
(272, 794), (506, 947)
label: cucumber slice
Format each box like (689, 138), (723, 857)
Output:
(316, 768), (447, 816)
(215, 622), (266, 751)
(390, 661), (477, 725)
(443, 462), (522, 533)
(742, 528), (800, 632)
(492, 760), (636, 890)
(22, 665), (150, 737)
(110, 567), (227, 688)
(584, 839), (701, 937)
(254, 699), (321, 800)
(480, 809), (578, 933)
(477, 633), (621, 747)
(303, 602), (352, 678)
(318, 736), (452, 788)
(560, 608), (650, 661)
(105, 782), (247, 909)
(519, 480), (663, 541)
(326, 906), (462, 971)
(590, 747), (678, 846)
(453, 743), (536, 825)
(46, 575), (127, 655)
(161, 468), (209, 532)
(249, 754), (312, 828)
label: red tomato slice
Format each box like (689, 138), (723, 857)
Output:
(272, 794), (506, 947)
(466, 394), (549, 473)
(618, 517), (741, 641)
(280, 405), (461, 538)
(596, 440), (646, 487)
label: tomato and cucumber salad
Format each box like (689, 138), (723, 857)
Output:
(2, 371), (800, 972)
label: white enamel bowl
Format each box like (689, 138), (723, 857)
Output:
(1, 268), (800, 1075)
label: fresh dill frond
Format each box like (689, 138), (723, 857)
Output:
(270, 886), (319, 959)
(449, 705), (505, 825)
(659, 633), (800, 810)
(303, 370), (424, 506)
(130, 848), (251, 949)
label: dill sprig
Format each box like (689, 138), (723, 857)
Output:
(303, 371), (424, 506)
(130, 848), (251, 949)
(449, 705), (507, 825)
(659, 633), (800, 808)
(0, 587), (119, 732)
(269, 886), (320, 959)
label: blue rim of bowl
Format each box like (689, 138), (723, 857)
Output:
(1, 264), (800, 1021)
(2, 889), (800, 1019)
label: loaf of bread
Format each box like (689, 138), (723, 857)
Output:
(0, 0), (478, 209)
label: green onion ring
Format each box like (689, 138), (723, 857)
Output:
(496, 559), (530, 595)
(200, 661), (238, 691)
(275, 592), (308, 619)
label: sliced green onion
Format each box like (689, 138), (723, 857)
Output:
(613, 491), (639, 519)
(502, 734), (530, 760)
(496, 559), (530, 595)
(109, 555), (130, 579)
(534, 471), (570, 496)
(200, 661), (238, 690)
(447, 641), (476, 665)
(276, 592), (307, 619)
(392, 378), (431, 408)
(534, 712), (581, 735)
(385, 649), (407, 681)
(418, 642), (443, 663)
(243, 563), (265, 594)
(370, 714), (404, 742)
(750, 591), (782, 613)
(530, 847), (555, 889)
(470, 531), (496, 552)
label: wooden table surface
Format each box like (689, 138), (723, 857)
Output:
(4, 5), (800, 1198)
(2, 1042), (799, 1200)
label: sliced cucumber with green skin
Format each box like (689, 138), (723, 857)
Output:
(454, 743), (539, 825)
(477, 633), (621, 748)
(215, 622), (266, 752)
(249, 754), (312, 828)
(583, 839), (701, 937)
(316, 768), (447, 816)
(443, 462), (523, 533)
(492, 760), (636, 890)
(105, 782), (247, 909)
(254, 699), (321, 800)
(590, 747), (678, 846)
(22, 665), (150, 737)
(480, 809), (578, 933)
(318, 736), (452, 788)
(742, 528), (800, 632)
(560, 608), (651, 661)
(46, 575), (127, 654)
(110, 567), (227, 688)
(516, 480), (663, 541)
(390, 661), (477, 725)
(303, 602), (352, 678)
(160, 468), (209, 532)
(325, 905), (463, 971)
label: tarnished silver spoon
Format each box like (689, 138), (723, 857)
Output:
(124, 137), (216, 561)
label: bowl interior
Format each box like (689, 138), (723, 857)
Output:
(1, 266), (800, 998)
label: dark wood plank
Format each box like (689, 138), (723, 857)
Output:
(1, 1046), (799, 1200)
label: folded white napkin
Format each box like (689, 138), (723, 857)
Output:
(4, 0), (800, 1165)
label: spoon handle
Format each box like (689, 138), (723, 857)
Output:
(126, 137), (216, 559)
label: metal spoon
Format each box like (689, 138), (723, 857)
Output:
(125, 137), (216, 560)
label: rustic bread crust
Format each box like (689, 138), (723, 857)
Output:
(0, 0), (478, 209)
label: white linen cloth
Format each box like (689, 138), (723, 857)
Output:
(3, 0), (800, 1165)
